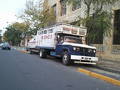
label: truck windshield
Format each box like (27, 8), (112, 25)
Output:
(64, 36), (82, 44)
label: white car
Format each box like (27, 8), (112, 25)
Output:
(0, 43), (3, 48)
(0, 42), (11, 50)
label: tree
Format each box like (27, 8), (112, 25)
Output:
(65, 0), (118, 44)
(12, 22), (30, 40)
(3, 22), (29, 46)
(85, 11), (112, 44)
(42, 0), (56, 27)
(4, 26), (22, 46)
(20, 0), (56, 35)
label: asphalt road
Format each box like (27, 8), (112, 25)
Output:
(0, 49), (120, 90)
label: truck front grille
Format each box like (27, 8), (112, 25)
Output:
(80, 48), (95, 57)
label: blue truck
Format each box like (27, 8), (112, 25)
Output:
(27, 24), (98, 65)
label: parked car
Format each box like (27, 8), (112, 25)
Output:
(1, 42), (11, 50)
(0, 43), (3, 48)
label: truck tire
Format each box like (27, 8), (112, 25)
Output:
(30, 50), (34, 54)
(39, 49), (47, 58)
(28, 48), (34, 54)
(62, 52), (71, 65)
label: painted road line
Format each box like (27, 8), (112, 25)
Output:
(77, 68), (120, 86)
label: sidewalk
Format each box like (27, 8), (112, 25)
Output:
(96, 59), (120, 74)
(13, 46), (26, 51)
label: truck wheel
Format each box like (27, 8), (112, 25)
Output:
(39, 49), (46, 58)
(62, 52), (71, 65)
(30, 50), (33, 54)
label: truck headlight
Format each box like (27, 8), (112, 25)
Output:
(93, 50), (96, 53)
(73, 47), (77, 51)
(73, 47), (80, 51)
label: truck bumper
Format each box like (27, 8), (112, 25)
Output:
(71, 55), (98, 64)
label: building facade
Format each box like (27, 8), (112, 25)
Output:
(46, 0), (86, 23)
(45, 0), (120, 61)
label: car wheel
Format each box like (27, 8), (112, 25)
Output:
(30, 50), (34, 54)
(8, 48), (11, 50)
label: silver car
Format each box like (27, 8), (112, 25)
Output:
(1, 42), (11, 50)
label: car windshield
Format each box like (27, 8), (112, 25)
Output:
(3, 42), (10, 46)
(64, 36), (82, 44)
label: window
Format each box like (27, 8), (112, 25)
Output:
(42, 31), (44, 34)
(72, 0), (81, 11)
(52, 4), (56, 16)
(44, 30), (47, 34)
(64, 36), (82, 44)
(113, 9), (120, 45)
(48, 29), (53, 33)
(60, 0), (66, 16)
(38, 31), (42, 35)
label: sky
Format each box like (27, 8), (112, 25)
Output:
(0, 0), (27, 35)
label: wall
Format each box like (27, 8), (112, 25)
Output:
(94, 44), (120, 61)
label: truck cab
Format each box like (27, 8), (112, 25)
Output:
(52, 33), (98, 65)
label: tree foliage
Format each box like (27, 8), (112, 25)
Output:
(86, 11), (112, 44)
(3, 22), (29, 46)
(20, 0), (56, 35)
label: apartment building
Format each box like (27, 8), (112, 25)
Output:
(45, 0), (120, 61)
(46, 0), (85, 23)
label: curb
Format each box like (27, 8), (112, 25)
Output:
(77, 68), (120, 86)
(19, 50), (28, 53)
(95, 65), (120, 74)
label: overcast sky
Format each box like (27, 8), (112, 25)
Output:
(0, 0), (27, 35)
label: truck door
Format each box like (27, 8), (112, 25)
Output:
(55, 35), (64, 55)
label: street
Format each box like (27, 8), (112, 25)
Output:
(0, 49), (120, 90)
